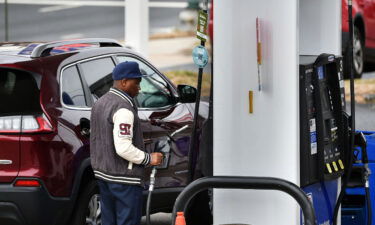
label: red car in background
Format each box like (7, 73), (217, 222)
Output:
(208, 0), (213, 47)
(342, 0), (375, 78)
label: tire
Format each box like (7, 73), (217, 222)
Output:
(70, 180), (101, 225)
(185, 190), (213, 225)
(344, 27), (364, 79)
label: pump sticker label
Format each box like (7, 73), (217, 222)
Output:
(317, 66), (324, 80)
(196, 11), (208, 42)
(310, 119), (317, 155)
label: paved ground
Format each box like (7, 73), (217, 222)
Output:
(363, 70), (375, 79)
(352, 103), (375, 131)
(348, 70), (375, 131)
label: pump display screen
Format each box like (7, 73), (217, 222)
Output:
(322, 87), (331, 112)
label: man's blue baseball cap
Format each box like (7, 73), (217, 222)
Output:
(112, 61), (143, 80)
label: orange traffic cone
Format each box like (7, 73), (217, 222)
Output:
(175, 212), (186, 225)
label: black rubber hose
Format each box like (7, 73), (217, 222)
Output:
(362, 144), (369, 164)
(333, 146), (355, 225)
(362, 143), (371, 225)
(146, 190), (152, 225)
(333, 0), (356, 224)
(367, 189), (373, 225)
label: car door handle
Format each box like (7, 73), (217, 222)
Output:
(0, 160), (13, 165)
(175, 170), (189, 175)
(80, 118), (90, 137)
(81, 128), (90, 137)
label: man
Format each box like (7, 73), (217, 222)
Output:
(90, 61), (163, 225)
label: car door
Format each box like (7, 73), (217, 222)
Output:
(58, 64), (91, 163)
(115, 55), (194, 188)
(74, 56), (118, 145)
(368, 0), (375, 48)
(59, 64), (93, 190)
(60, 57), (118, 173)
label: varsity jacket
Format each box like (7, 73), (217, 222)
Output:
(90, 87), (151, 186)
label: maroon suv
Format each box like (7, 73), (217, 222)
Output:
(0, 39), (208, 225)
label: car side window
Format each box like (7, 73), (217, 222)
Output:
(79, 57), (116, 101)
(61, 66), (87, 107)
(116, 56), (175, 108)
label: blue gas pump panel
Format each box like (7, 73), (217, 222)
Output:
(192, 46), (209, 68)
(301, 180), (338, 225)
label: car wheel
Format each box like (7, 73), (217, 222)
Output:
(185, 190), (213, 225)
(344, 27), (364, 79)
(71, 180), (101, 225)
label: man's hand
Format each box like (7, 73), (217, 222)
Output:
(150, 152), (163, 166)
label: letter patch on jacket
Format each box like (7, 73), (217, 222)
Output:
(119, 123), (131, 137)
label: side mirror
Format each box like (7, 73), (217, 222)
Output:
(154, 139), (170, 169)
(177, 85), (197, 103)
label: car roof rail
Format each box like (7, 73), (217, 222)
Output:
(30, 38), (122, 58)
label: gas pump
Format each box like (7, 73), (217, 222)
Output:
(299, 54), (349, 224)
(298, 41), (373, 225)
(299, 54), (347, 187)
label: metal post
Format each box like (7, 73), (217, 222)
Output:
(188, 5), (208, 182)
(125, 0), (149, 57)
(4, 0), (9, 41)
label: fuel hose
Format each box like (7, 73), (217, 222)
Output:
(333, 0), (356, 224)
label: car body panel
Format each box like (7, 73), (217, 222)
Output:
(342, 0), (375, 50)
(141, 104), (193, 188)
(0, 135), (20, 183)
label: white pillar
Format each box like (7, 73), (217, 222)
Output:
(125, 0), (149, 57)
(213, 1), (299, 224)
(213, 1), (342, 225)
(299, 0), (342, 55)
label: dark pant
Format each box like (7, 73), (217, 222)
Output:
(97, 180), (143, 225)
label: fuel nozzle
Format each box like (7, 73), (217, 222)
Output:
(355, 132), (368, 164)
(353, 132), (371, 184)
(149, 167), (157, 191)
(146, 125), (189, 225)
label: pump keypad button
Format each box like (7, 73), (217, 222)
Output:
(332, 162), (338, 172)
(338, 159), (344, 170)
(326, 163), (333, 174)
